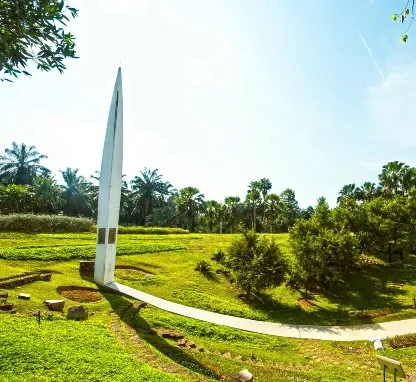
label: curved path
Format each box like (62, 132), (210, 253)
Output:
(107, 282), (416, 342)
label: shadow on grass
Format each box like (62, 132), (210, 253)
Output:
(102, 290), (221, 380)
(200, 270), (220, 283)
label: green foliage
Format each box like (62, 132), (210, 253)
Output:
(0, 185), (33, 214)
(174, 187), (205, 232)
(386, 333), (416, 348)
(0, 315), (179, 381)
(0, 214), (92, 233)
(0, 242), (185, 260)
(194, 260), (212, 272)
(288, 200), (360, 297)
(225, 230), (287, 296)
(0, 143), (49, 185)
(0, 1), (79, 82)
(211, 249), (226, 263)
(114, 226), (189, 235)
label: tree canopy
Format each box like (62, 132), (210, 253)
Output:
(0, 0), (78, 81)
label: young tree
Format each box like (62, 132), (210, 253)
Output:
(288, 199), (360, 297)
(0, 0), (79, 81)
(60, 168), (92, 217)
(225, 230), (287, 298)
(30, 176), (63, 214)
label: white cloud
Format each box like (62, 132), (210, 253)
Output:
(367, 64), (416, 146)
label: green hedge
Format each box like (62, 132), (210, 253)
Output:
(0, 243), (186, 261)
(0, 214), (93, 233)
(91, 225), (189, 235)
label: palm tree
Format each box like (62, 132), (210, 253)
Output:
(264, 193), (282, 232)
(60, 168), (92, 217)
(357, 182), (378, 202)
(175, 187), (205, 231)
(379, 161), (411, 196)
(224, 196), (242, 233)
(130, 168), (172, 225)
(204, 200), (221, 233)
(258, 178), (272, 231)
(247, 181), (261, 231)
(337, 183), (360, 203)
(31, 176), (63, 214)
(0, 142), (50, 185)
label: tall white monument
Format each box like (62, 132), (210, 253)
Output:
(94, 68), (123, 285)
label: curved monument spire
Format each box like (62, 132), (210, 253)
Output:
(94, 68), (123, 285)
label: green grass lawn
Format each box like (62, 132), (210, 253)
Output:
(1, 232), (416, 381)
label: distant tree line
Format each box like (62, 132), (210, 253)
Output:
(0, 142), (311, 232)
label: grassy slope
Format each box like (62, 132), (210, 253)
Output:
(0, 232), (415, 381)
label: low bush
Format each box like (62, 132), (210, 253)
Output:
(211, 249), (225, 263)
(0, 214), (93, 233)
(0, 243), (185, 261)
(91, 225), (189, 235)
(386, 333), (416, 349)
(195, 260), (212, 272)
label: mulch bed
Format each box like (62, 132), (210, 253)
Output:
(57, 286), (103, 303)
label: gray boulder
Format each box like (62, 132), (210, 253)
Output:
(67, 305), (88, 321)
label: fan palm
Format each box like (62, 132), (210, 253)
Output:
(258, 178), (272, 231)
(175, 187), (205, 231)
(379, 161), (411, 196)
(0, 142), (50, 185)
(130, 168), (172, 225)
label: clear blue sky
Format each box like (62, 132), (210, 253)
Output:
(1, 0), (415, 208)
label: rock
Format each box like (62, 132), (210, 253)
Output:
(234, 355), (242, 360)
(160, 330), (172, 338)
(67, 305), (88, 320)
(188, 341), (197, 348)
(198, 347), (204, 352)
(171, 332), (185, 340)
(230, 369), (253, 382)
(39, 273), (52, 281)
(0, 303), (13, 311)
(346, 367), (352, 371)
(0, 291), (8, 298)
(44, 300), (65, 311)
(18, 293), (30, 300)
(223, 352), (232, 358)
(177, 339), (187, 347)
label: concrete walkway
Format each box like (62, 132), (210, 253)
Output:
(106, 282), (416, 342)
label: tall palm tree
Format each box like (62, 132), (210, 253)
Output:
(0, 142), (50, 185)
(379, 161), (411, 196)
(337, 183), (360, 203)
(205, 200), (221, 233)
(247, 181), (261, 231)
(60, 168), (92, 217)
(175, 187), (205, 231)
(224, 196), (241, 233)
(258, 178), (272, 231)
(264, 193), (282, 232)
(130, 168), (172, 225)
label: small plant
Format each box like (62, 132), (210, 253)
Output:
(211, 250), (225, 263)
(195, 260), (212, 273)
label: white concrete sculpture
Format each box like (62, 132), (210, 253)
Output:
(94, 68), (123, 285)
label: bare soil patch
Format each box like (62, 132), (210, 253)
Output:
(57, 286), (103, 303)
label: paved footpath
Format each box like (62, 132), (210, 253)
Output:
(106, 282), (416, 342)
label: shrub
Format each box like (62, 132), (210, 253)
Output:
(288, 200), (360, 298)
(225, 230), (287, 297)
(195, 260), (212, 272)
(91, 225), (189, 235)
(386, 333), (416, 348)
(211, 249), (225, 263)
(0, 214), (93, 233)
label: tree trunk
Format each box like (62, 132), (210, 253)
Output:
(253, 202), (256, 232)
